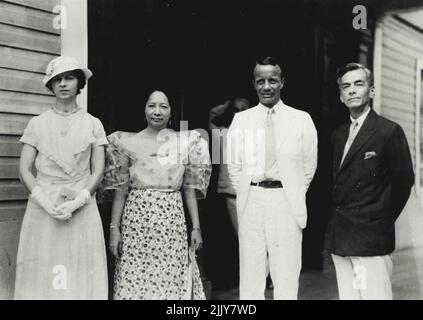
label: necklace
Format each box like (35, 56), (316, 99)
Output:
(52, 105), (80, 117)
(51, 107), (81, 137)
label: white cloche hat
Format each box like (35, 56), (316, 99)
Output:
(43, 56), (93, 85)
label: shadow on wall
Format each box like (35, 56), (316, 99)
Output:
(0, 248), (13, 299)
(0, 219), (22, 300)
(392, 191), (423, 299)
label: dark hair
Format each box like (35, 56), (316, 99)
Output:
(46, 69), (87, 95)
(336, 63), (374, 87)
(145, 89), (176, 130)
(256, 56), (279, 66)
(212, 98), (250, 128)
(254, 56), (284, 79)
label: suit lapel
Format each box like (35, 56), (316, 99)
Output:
(274, 104), (294, 151)
(333, 124), (349, 173)
(338, 109), (377, 173)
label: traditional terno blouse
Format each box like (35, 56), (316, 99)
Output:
(103, 129), (211, 197)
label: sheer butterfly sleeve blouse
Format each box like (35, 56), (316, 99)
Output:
(104, 130), (212, 198)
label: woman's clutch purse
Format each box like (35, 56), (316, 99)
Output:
(54, 187), (79, 206)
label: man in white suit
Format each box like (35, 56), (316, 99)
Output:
(227, 56), (318, 299)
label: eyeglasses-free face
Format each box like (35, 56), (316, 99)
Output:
(253, 64), (284, 108)
(145, 91), (172, 130)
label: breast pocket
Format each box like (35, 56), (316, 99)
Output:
(362, 155), (377, 168)
(360, 152), (380, 180)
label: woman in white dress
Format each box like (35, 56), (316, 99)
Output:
(14, 56), (108, 299)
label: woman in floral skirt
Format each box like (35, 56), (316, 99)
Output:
(104, 90), (211, 299)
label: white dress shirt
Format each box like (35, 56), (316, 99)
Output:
(340, 107), (371, 166)
(349, 106), (371, 133)
(251, 101), (283, 182)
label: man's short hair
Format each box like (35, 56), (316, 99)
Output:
(336, 63), (374, 87)
(254, 56), (284, 78)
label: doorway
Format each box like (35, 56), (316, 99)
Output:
(415, 61), (423, 196)
(87, 0), (373, 292)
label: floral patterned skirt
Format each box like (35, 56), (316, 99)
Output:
(113, 189), (205, 300)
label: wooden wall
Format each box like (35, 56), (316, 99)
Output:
(379, 15), (423, 186)
(0, 0), (59, 299)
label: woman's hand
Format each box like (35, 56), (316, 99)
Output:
(109, 228), (122, 258)
(55, 189), (91, 220)
(52, 202), (73, 221)
(31, 186), (59, 217)
(190, 229), (203, 252)
(54, 200), (77, 220)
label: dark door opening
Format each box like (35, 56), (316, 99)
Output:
(87, 0), (373, 292)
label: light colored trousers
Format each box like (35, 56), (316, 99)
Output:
(239, 186), (302, 300)
(331, 254), (393, 300)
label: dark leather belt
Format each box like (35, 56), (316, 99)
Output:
(250, 180), (283, 188)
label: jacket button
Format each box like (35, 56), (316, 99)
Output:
(356, 182), (361, 188)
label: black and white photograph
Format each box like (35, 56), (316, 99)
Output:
(0, 0), (423, 308)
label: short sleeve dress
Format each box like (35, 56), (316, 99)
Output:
(14, 107), (108, 300)
(103, 130), (211, 300)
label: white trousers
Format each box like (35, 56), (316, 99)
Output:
(331, 254), (393, 300)
(239, 186), (302, 300)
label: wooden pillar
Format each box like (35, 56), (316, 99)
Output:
(60, 0), (89, 110)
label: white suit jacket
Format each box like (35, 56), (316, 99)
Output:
(226, 101), (318, 229)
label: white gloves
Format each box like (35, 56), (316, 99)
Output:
(31, 186), (57, 217)
(31, 186), (91, 221)
(55, 189), (91, 220)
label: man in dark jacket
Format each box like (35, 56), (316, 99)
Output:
(328, 63), (414, 299)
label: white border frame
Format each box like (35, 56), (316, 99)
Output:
(373, 17), (384, 114)
(415, 59), (422, 197)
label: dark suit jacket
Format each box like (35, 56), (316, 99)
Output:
(327, 109), (414, 256)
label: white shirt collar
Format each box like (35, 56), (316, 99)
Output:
(350, 107), (371, 127)
(258, 100), (284, 114)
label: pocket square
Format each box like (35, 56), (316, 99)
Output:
(364, 151), (377, 160)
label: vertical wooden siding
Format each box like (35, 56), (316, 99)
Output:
(380, 15), (423, 185)
(0, 0), (59, 299)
